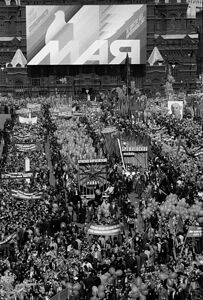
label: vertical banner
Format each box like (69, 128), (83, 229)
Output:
(25, 157), (30, 172)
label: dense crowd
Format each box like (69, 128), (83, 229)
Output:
(0, 90), (202, 300)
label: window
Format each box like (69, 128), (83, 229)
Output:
(31, 78), (40, 86)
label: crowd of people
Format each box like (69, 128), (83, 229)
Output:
(0, 90), (202, 300)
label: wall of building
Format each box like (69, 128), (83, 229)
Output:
(0, 0), (201, 95)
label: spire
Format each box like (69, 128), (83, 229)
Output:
(10, 49), (27, 67)
(147, 46), (164, 66)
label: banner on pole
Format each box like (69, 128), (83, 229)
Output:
(78, 159), (108, 193)
(187, 226), (202, 237)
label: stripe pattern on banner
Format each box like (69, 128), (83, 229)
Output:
(13, 132), (32, 140)
(19, 116), (38, 125)
(11, 189), (43, 200)
(194, 148), (203, 157)
(1, 172), (36, 179)
(0, 233), (16, 246)
(15, 143), (37, 152)
(88, 224), (121, 236)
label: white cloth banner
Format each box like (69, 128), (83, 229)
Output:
(19, 116), (37, 124)
(11, 189), (43, 200)
(16, 143), (37, 152)
(25, 157), (30, 172)
(88, 224), (121, 236)
(1, 172), (36, 179)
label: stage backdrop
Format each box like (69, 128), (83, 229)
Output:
(26, 4), (146, 65)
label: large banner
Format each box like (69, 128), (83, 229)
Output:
(11, 189), (43, 200)
(26, 5), (146, 65)
(1, 172), (36, 179)
(19, 116), (38, 124)
(78, 159), (107, 187)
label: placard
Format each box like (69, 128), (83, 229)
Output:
(187, 226), (202, 237)
(78, 158), (107, 189)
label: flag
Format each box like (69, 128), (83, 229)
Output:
(176, 216), (184, 234)
(176, 136), (182, 157)
(125, 53), (130, 89)
(137, 212), (144, 234)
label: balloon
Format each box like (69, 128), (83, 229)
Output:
(139, 295), (146, 300)
(167, 278), (173, 287)
(141, 290), (148, 296)
(115, 269), (123, 276)
(98, 291), (105, 299)
(169, 272), (177, 279)
(108, 276), (114, 284)
(180, 283), (187, 290)
(67, 282), (73, 290)
(131, 292), (139, 299)
(140, 284), (148, 291)
(73, 290), (79, 296)
(109, 267), (115, 275)
(199, 210), (203, 216)
(100, 275), (107, 284)
(73, 283), (81, 290)
(92, 286), (98, 295)
(135, 277), (142, 287)
(104, 272), (111, 278)
(131, 285), (139, 293)
(98, 285), (105, 292)
(197, 217), (203, 224)
(159, 272), (168, 281)
(61, 280), (66, 287)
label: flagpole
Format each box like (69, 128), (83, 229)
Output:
(126, 53), (131, 118)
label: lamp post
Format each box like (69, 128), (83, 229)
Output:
(171, 63), (176, 77)
(1, 66), (5, 83)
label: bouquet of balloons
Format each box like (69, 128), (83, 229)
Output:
(128, 276), (148, 300)
(159, 194), (188, 218)
(142, 198), (159, 220)
(91, 267), (123, 300)
(63, 282), (81, 298)
(159, 193), (203, 221)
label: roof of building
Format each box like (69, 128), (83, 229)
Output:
(10, 48), (27, 67)
(154, 34), (199, 39)
(148, 46), (164, 66)
(0, 37), (22, 42)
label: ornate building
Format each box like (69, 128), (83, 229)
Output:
(0, 0), (201, 96)
(145, 0), (200, 93)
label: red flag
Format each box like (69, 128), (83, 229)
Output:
(125, 53), (130, 88)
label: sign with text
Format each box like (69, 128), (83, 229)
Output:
(187, 226), (202, 237)
(122, 146), (148, 168)
(78, 158), (107, 188)
(26, 5), (146, 65)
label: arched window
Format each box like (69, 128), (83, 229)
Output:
(15, 80), (23, 86)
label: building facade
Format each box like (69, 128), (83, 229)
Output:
(0, 0), (202, 97)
